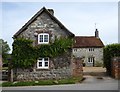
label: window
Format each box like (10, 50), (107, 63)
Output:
(37, 58), (49, 69)
(74, 48), (77, 52)
(88, 57), (94, 63)
(89, 48), (94, 51)
(38, 33), (49, 44)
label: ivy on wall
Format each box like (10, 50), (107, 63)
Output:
(12, 37), (73, 68)
(104, 43), (120, 75)
(12, 38), (36, 68)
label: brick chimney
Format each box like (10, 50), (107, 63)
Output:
(95, 29), (99, 38)
(47, 9), (54, 15)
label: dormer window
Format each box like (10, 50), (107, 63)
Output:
(38, 33), (49, 44)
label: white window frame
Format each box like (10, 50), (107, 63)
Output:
(89, 48), (94, 51)
(74, 48), (77, 52)
(38, 33), (49, 44)
(88, 57), (94, 63)
(37, 58), (49, 69)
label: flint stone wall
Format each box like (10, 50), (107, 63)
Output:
(111, 57), (120, 79)
(17, 12), (70, 46)
(15, 68), (71, 81)
(14, 50), (73, 81)
(73, 48), (103, 67)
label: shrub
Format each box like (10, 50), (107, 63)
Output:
(104, 43), (120, 75)
(95, 61), (103, 67)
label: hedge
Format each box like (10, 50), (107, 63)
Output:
(103, 43), (120, 75)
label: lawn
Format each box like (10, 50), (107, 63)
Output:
(2, 76), (83, 87)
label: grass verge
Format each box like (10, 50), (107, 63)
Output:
(2, 76), (83, 87)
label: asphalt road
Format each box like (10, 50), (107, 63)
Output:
(2, 82), (118, 90)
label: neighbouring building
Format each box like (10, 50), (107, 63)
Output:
(73, 29), (104, 67)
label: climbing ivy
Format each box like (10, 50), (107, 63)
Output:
(103, 43), (120, 75)
(35, 38), (73, 58)
(12, 37), (73, 68)
(12, 38), (36, 68)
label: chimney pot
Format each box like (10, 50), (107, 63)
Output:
(48, 9), (54, 15)
(95, 29), (99, 38)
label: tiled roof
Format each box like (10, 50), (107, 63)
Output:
(73, 36), (104, 48)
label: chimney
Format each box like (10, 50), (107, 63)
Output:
(95, 29), (99, 38)
(47, 9), (54, 15)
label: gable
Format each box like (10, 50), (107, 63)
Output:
(73, 36), (104, 48)
(13, 7), (74, 38)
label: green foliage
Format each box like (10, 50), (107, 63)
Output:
(12, 37), (73, 68)
(0, 39), (10, 63)
(104, 43), (120, 75)
(95, 61), (103, 67)
(36, 38), (73, 58)
(12, 38), (35, 68)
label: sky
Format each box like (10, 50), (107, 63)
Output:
(1, 1), (119, 53)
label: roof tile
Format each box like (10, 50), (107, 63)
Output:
(73, 36), (104, 48)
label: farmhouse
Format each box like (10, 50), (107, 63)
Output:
(73, 29), (104, 67)
(12, 7), (104, 81)
(12, 7), (84, 81)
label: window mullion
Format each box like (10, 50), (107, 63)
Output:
(43, 35), (44, 42)
(42, 58), (44, 67)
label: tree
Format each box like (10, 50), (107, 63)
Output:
(0, 39), (10, 64)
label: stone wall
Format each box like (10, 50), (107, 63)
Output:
(111, 57), (120, 79)
(73, 48), (103, 67)
(17, 12), (70, 46)
(12, 11), (75, 81)
(13, 49), (73, 81)
(15, 68), (71, 81)
(0, 55), (2, 69)
(72, 58), (83, 77)
(13, 50), (84, 81)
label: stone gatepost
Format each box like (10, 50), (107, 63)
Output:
(8, 58), (14, 82)
(111, 57), (120, 79)
(72, 57), (83, 77)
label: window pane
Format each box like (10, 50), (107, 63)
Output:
(44, 35), (48, 42)
(39, 62), (42, 67)
(45, 62), (48, 67)
(89, 48), (91, 51)
(44, 58), (48, 61)
(40, 35), (43, 42)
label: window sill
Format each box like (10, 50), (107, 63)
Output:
(38, 42), (49, 44)
(36, 68), (50, 71)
